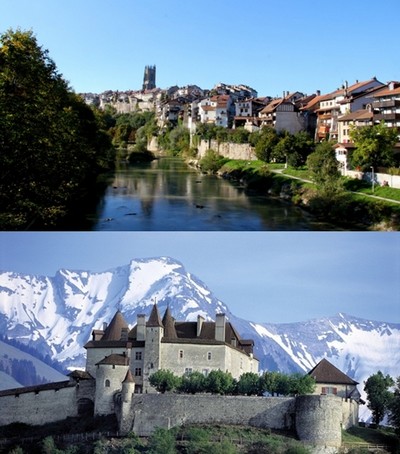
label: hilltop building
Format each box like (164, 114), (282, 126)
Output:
(142, 65), (156, 91)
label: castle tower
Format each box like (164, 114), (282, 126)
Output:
(143, 303), (163, 392)
(142, 65), (156, 91)
(94, 353), (130, 416)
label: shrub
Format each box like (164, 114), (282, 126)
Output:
(199, 149), (227, 173)
(148, 428), (177, 454)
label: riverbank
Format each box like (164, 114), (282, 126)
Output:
(190, 158), (400, 231)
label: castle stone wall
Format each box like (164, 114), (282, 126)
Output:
(197, 140), (256, 161)
(0, 385), (78, 426)
(122, 394), (295, 436)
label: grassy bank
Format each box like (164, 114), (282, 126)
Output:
(212, 159), (400, 230)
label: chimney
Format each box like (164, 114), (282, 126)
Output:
(136, 314), (146, 341)
(215, 313), (226, 342)
(121, 327), (128, 341)
(102, 322), (108, 331)
(197, 315), (204, 337)
(316, 90), (321, 96)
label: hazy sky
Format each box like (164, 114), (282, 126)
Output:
(1, 0), (399, 96)
(0, 232), (398, 324)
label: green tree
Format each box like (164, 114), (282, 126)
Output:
(149, 369), (180, 393)
(205, 369), (235, 394)
(260, 371), (281, 396)
(349, 121), (398, 170)
(178, 371), (206, 394)
(364, 371), (394, 426)
(388, 376), (400, 435)
(272, 131), (314, 167)
(253, 127), (280, 162)
(306, 141), (341, 190)
(236, 372), (262, 395)
(288, 373), (316, 396)
(0, 29), (114, 229)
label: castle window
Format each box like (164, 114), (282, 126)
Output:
(150, 362), (154, 369)
(207, 352), (212, 361)
(135, 351), (142, 361)
(105, 379), (110, 387)
(179, 350), (184, 359)
(184, 368), (193, 375)
(135, 368), (142, 377)
(321, 386), (337, 395)
(202, 369), (209, 376)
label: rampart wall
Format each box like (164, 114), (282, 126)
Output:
(121, 394), (295, 437)
(117, 394), (352, 448)
(0, 384), (78, 426)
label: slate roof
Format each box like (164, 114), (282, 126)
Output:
(308, 358), (358, 385)
(162, 306), (177, 339)
(147, 304), (163, 327)
(122, 369), (135, 383)
(95, 353), (130, 366)
(102, 310), (129, 341)
(0, 380), (73, 397)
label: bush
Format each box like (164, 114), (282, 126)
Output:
(199, 149), (227, 173)
(148, 428), (177, 454)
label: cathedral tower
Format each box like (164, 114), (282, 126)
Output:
(142, 65), (156, 91)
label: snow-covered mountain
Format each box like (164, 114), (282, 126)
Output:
(0, 256), (399, 418)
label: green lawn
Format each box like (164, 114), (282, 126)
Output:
(342, 426), (399, 452)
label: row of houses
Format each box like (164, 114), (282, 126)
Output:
(82, 76), (400, 161)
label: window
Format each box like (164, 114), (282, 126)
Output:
(321, 386), (337, 395)
(179, 350), (184, 359)
(105, 379), (110, 387)
(207, 352), (212, 361)
(135, 351), (142, 361)
(202, 369), (209, 376)
(135, 368), (142, 377)
(185, 368), (193, 375)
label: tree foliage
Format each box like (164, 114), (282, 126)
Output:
(306, 141), (341, 190)
(364, 371), (394, 426)
(388, 376), (400, 434)
(349, 122), (398, 170)
(149, 369), (180, 393)
(0, 29), (115, 229)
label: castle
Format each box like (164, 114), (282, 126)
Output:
(85, 305), (258, 414)
(0, 306), (361, 449)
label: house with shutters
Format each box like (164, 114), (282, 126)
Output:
(307, 358), (362, 402)
(84, 305), (259, 414)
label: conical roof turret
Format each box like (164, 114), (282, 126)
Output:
(146, 303), (163, 327)
(162, 306), (177, 339)
(102, 310), (129, 341)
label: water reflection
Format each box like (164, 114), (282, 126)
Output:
(87, 157), (336, 231)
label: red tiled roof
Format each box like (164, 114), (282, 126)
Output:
(338, 109), (373, 121)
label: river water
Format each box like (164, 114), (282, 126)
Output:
(82, 157), (336, 231)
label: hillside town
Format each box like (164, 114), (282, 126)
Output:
(81, 65), (400, 170)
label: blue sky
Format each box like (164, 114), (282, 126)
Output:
(0, 232), (398, 324)
(1, 0), (399, 96)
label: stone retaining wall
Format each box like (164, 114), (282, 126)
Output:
(118, 393), (347, 448)
(197, 140), (256, 161)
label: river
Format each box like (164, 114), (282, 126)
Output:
(78, 157), (336, 231)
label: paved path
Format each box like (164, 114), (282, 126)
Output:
(271, 169), (400, 205)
